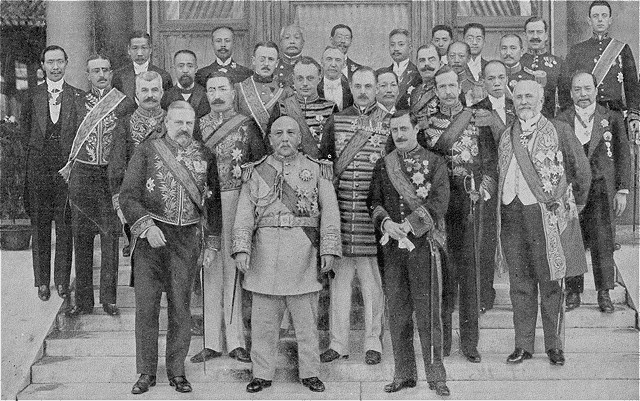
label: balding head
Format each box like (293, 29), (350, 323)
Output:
(513, 80), (544, 120)
(270, 116), (301, 157)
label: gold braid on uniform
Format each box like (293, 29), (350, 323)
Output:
(305, 154), (334, 180)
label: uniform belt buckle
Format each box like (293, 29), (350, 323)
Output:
(279, 214), (293, 227)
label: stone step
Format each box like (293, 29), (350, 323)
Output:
(492, 283), (627, 305)
(55, 304), (638, 333)
(18, 379), (640, 400)
(44, 328), (639, 357)
(30, 352), (639, 384)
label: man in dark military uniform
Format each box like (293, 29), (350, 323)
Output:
(376, 29), (422, 111)
(190, 73), (266, 365)
(195, 26), (252, 87)
(424, 66), (498, 363)
(112, 31), (172, 102)
(22, 45), (82, 301)
(562, 1), (639, 134)
(368, 109), (451, 396)
(318, 45), (353, 112)
(521, 17), (565, 118)
(162, 50), (209, 118)
(62, 54), (132, 318)
(275, 25), (305, 88)
(448, 41), (487, 107)
(557, 71), (631, 313)
(122, 101), (222, 395)
(235, 41), (286, 139)
(270, 56), (337, 158)
(500, 34), (535, 98)
(411, 44), (440, 131)
(329, 24), (364, 81)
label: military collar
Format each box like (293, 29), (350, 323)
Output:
(592, 32), (610, 41)
(91, 86), (110, 98)
(209, 108), (237, 122)
(281, 53), (302, 65)
(273, 151), (300, 163)
(400, 145), (422, 159)
(356, 102), (377, 115)
(135, 106), (164, 119)
(252, 73), (274, 84)
(505, 62), (522, 75)
(439, 100), (463, 117)
(295, 93), (320, 103)
(526, 48), (548, 56)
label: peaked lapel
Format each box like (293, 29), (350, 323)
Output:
(35, 84), (48, 138)
(588, 105), (608, 160)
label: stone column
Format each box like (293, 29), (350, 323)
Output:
(46, 0), (94, 91)
(95, 0), (133, 71)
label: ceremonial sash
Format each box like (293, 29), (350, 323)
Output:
(254, 161), (319, 248)
(433, 109), (475, 150)
(333, 107), (388, 180)
(152, 139), (205, 215)
(202, 114), (249, 149)
(239, 77), (283, 135)
(412, 86), (435, 115)
(592, 39), (625, 88)
(283, 96), (321, 158)
(59, 88), (126, 181)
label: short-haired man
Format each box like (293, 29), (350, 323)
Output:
(330, 24), (364, 80)
(368, 109), (451, 396)
(562, 1), (639, 138)
(63, 54), (133, 317)
(498, 80), (591, 366)
(22, 45), (83, 301)
(276, 25), (305, 87)
(190, 73), (266, 365)
(122, 101), (222, 395)
(376, 29), (422, 110)
(318, 45), (354, 111)
(235, 41), (286, 138)
(195, 26), (252, 87)
(448, 41), (486, 106)
(557, 72), (631, 312)
(411, 44), (441, 129)
(431, 25), (454, 65)
(162, 50), (209, 118)
(463, 23), (488, 82)
(233, 116), (341, 394)
(112, 31), (172, 101)
(270, 56), (338, 158)
(520, 17), (564, 117)
(109, 71), (167, 259)
(319, 67), (390, 365)
(425, 66), (498, 363)
(500, 34), (535, 97)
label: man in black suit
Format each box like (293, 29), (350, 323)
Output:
(463, 23), (489, 82)
(376, 29), (422, 111)
(557, 71), (631, 312)
(431, 25), (454, 65)
(22, 45), (82, 301)
(162, 50), (209, 118)
(195, 26), (252, 87)
(112, 31), (173, 101)
(318, 45), (353, 111)
(329, 24), (363, 81)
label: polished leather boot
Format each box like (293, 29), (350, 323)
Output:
(246, 378), (272, 393)
(301, 377), (325, 392)
(598, 290), (614, 313)
(169, 376), (192, 393)
(131, 374), (156, 394)
(384, 378), (417, 393)
(546, 348), (565, 365)
(565, 292), (581, 310)
(506, 348), (533, 364)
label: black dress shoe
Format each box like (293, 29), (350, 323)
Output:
(56, 284), (69, 299)
(66, 305), (93, 318)
(169, 376), (192, 393)
(365, 349), (381, 365)
(320, 348), (347, 363)
(102, 303), (120, 316)
(598, 290), (614, 313)
(246, 378), (272, 393)
(506, 348), (533, 364)
(131, 374), (156, 394)
(301, 376), (325, 392)
(429, 381), (450, 396)
(38, 285), (50, 301)
(463, 349), (482, 363)
(384, 378), (417, 393)
(546, 348), (565, 365)
(229, 347), (251, 363)
(190, 348), (222, 363)
(565, 292), (581, 311)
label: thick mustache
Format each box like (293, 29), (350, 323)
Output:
(211, 98), (225, 104)
(357, 94), (370, 100)
(530, 38), (542, 43)
(143, 97), (158, 103)
(420, 65), (436, 72)
(97, 78), (107, 82)
(395, 138), (407, 142)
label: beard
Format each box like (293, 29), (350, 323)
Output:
(178, 75), (194, 88)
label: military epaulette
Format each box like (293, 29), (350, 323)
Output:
(241, 155), (268, 182)
(305, 155), (334, 180)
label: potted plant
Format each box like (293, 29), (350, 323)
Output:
(0, 115), (32, 250)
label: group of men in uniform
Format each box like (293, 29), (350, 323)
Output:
(22, 0), (636, 396)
